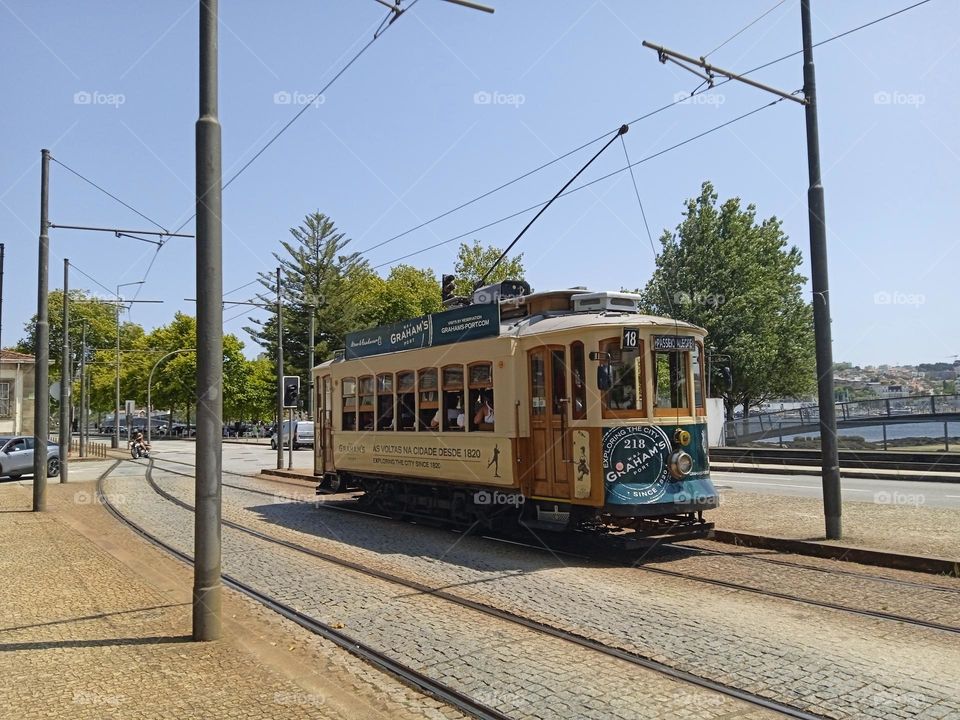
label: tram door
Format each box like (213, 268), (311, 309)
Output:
(527, 347), (572, 499)
(317, 375), (334, 474)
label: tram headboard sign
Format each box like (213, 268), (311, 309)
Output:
(344, 303), (500, 360)
(652, 334), (695, 352)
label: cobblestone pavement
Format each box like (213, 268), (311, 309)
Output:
(0, 477), (469, 720)
(710, 489), (960, 559)
(107, 466), (778, 720)
(139, 446), (960, 720)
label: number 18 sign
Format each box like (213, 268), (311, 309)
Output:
(621, 327), (640, 349)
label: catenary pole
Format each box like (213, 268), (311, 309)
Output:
(276, 267), (284, 470)
(33, 149), (51, 512)
(79, 321), (87, 457)
(308, 309), (315, 417)
(641, 0), (842, 539)
(193, 0), (223, 641)
(801, 0), (841, 539)
(59, 259), (70, 482)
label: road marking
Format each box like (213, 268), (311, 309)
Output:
(946, 495), (960, 499)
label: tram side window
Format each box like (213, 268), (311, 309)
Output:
(653, 349), (691, 414)
(600, 338), (644, 417)
(468, 362), (494, 431)
(571, 342), (587, 420)
(342, 377), (357, 431)
(692, 342), (705, 410)
(441, 365), (465, 431)
(396, 371), (416, 431)
(376, 373), (394, 430)
(358, 376), (375, 431)
(418, 368), (438, 431)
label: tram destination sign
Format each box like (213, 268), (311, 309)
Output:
(652, 334), (695, 352)
(345, 303), (500, 360)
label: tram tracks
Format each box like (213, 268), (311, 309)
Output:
(116, 456), (827, 720)
(146, 454), (960, 635)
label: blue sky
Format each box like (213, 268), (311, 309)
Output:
(1, 0), (957, 366)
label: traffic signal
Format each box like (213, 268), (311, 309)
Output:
(283, 376), (300, 408)
(721, 366), (733, 392)
(441, 274), (456, 301)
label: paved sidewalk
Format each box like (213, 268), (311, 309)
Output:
(713, 489), (960, 560)
(0, 480), (461, 720)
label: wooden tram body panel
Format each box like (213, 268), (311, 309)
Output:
(313, 298), (711, 515)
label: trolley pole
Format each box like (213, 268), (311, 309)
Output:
(801, 0), (841, 540)
(59, 258), (70, 482)
(642, 0), (842, 539)
(33, 149), (51, 512)
(276, 267), (284, 470)
(193, 0), (223, 642)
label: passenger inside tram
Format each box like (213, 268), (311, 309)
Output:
(473, 392), (494, 427)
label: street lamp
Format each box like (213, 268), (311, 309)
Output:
(115, 281), (143, 449)
(147, 348), (195, 444)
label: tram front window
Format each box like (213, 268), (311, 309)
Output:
(601, 339), (642, 415)
(653, 350), (690, 413)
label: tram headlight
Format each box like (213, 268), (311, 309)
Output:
(674, 429), (691, 447)
(669, 450), (693, 480)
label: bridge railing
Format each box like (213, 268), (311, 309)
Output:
(722, 393), (959, 445)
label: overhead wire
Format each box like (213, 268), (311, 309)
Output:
(703, 0), (789, 59)
(359, 0), (936, 260)
(49, 156), (169, 234)
(371, 96), (790, 269)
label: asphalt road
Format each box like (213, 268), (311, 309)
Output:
(712, 470), (960, 509)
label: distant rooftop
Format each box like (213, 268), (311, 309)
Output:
(1, 349), (34, 362)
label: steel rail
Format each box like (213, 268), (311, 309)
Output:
(141, 457), (830, 720)
(95, 467), (511, 720)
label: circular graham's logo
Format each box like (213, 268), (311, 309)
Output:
(602, 425), (672, 502)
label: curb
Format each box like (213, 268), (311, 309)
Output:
(709, 462), (960, 483)
(259, 468), (317, 486)
(712, 529), (960, 577)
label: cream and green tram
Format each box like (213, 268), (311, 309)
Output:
(312, 286), (718, 541)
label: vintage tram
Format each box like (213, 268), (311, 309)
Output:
(312, 282), (718, 542)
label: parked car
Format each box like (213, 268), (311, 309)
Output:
(0, 436), (60, 478)
(270, 420), (314, 450)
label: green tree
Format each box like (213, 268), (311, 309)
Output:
(452, 240), (525, 297)
(244, 212), (367, 386)
(351, 264), (443, 328)
(639, 181), (815, 419)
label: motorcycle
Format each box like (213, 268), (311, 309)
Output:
(130, 438), (151, 459)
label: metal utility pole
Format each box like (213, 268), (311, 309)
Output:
(33, 149), (50, 512)
(801, 0), (841, 539)
(115, 281), (143, 449)
(641, 0), (842, 539)
(79, 321), (87, 457)
(276, 267), (284, 470)
(59, 259), (70, 482)
(193, 0), (223, 642)
(0, 242), (5, 352)
(308, 309), (315, 417)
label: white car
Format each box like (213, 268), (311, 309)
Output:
(270, 420), (314, 450)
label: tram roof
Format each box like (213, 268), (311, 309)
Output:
(315, 307), (705, 369)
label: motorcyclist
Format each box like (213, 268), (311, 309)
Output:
(132, 430), (151, 454)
